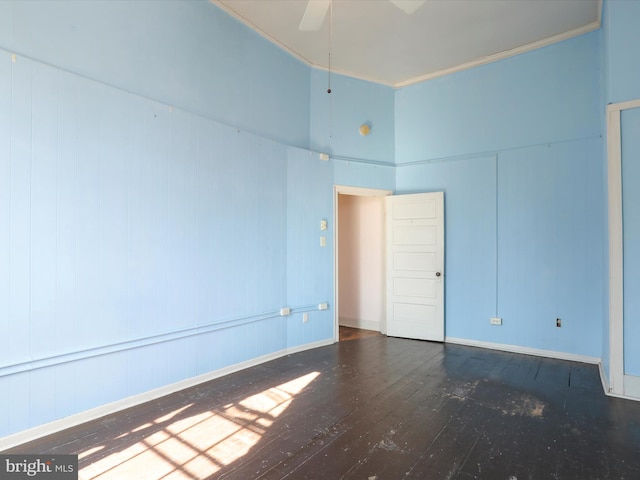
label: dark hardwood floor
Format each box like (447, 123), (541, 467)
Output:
(5, 336), (640, 479)
(339, 325), (383, 341)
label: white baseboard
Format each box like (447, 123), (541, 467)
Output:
(280, 338), (334, 356)
(445, 337), (601, 365)
(599, 361), (611, 395)
(445, 337), (640, 401)
(603, 380), (640, 401)
(339, 317), (381, 332)
(0, 338), (335, 451)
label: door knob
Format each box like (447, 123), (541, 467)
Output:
(435, 272), (441, 277)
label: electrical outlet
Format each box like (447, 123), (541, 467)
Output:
(303, 313), (309, 323)
(318, 303), (328, 311)
(490, 317), (502, 326)
(279, 307), (291, 316)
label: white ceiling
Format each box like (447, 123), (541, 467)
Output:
(213, 0), (601, 87)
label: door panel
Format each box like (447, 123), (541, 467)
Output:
(386, 192), (444, 341)
(394, 223), (437, 245)
(394, 199), (437, 219)
(391, 303), (438, 339)
(622, 107), (640, 385)
(393, 276), (436, 298)
(393, 251), (435, 271)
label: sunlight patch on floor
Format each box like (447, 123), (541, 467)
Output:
(78, 371), (320, 480)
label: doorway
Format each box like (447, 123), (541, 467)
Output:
(607, 98), (640, 398)
(334, 186), (391, 342)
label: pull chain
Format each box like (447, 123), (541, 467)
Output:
(327, 0), (332, 95)
(328, 0), (333, 139)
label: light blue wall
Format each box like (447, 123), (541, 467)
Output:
(0, 0), (310, 148)
(395, 32), (602, 164)
(286, 148), (335, 346)
(496, 140), (603, 356)
(0, 0), (625, 440)
(309, 68), (396, 190)
(333, 160), (395, 191)
(396, 155), (498, 340)
(0, 1), (325, 439)
(310, 69), (395, 163)
(0, 49), (301, 436)
(603, 0), (640, 104)
(603, 0), (640, 378)
(600, 0), (610, 387)
(395, 32), (605, 358)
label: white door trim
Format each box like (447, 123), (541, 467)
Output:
(607, 98), (640, 396)
(333, 185), (392, 342)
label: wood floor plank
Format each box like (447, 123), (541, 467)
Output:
(253, 342), (447, 479)
(275, 349), (450, 478)
(4, 336), (640, 480)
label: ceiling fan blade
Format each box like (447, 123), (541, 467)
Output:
(299, 0), (331, 31)
(389, 0), (425, 15)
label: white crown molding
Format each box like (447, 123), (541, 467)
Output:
(598, 0), (603, 27)
(212, 0), (601, 89)
(396, 21), (602, 88)
(211, 1), (397, 86)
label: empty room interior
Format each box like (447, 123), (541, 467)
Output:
(2, 0), (640, 478)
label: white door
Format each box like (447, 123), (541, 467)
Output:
(386, 192), (444, 341)
(607, 99), (640, 397)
